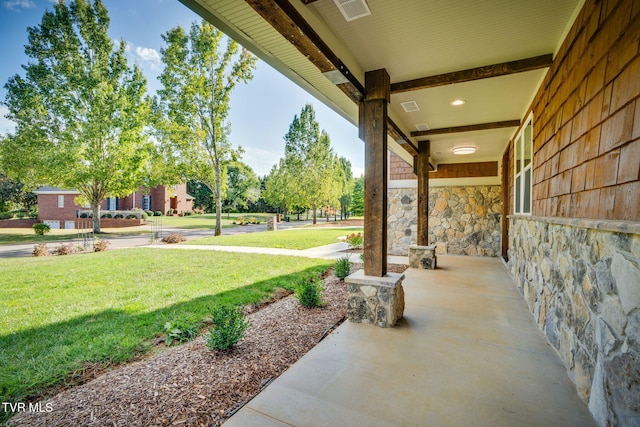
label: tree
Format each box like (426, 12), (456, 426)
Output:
(156, 21), (256, 236)
(187, 179), (214, 212)
(351, 175), (364, 216)
(283, 104), (342, 224)
(338, 157), (353, 219)
(1, 0), (154, 233)
(0, 174), (37, 213)
(223, 160), (260, 213)
(263, 158), (296, 218)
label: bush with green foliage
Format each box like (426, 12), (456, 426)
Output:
(154, 211), (163, 216)
(183, 211), (193, 216)
(145, 210), (154, 217)
(0, 212), (13, 220)
(344, 232), (363, 249)
(206, 306), (249, 351)
(295, 278), (325, 308)
(164, 313), (200, 346)
(334, 256), (352, 280)
(79, 212), (89, 218)
(101, 213), (112, 219)
(113, 214), (124, 219)
(33, 223), (51, 235)
(126, 214), (137, 219)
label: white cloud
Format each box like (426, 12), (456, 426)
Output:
(2, 0), (35, 10)
(135, 46), (160, 63)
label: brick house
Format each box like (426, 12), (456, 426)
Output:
(34, 184), (193, 229)
(189, 0), (639, 424)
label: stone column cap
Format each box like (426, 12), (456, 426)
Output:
(345, 269), (404, 287)
(409, 244), (436, 250)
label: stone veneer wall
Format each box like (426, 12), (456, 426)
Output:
(388, 185), (502, 256)
(508, 216), (640, 426)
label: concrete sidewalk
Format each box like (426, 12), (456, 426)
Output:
(223, 256), (595, 427)
(146, 241), (408, 263)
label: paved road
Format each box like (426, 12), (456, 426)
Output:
(0, 220), (314, 259)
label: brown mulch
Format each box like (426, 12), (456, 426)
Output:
(8, 264), (406, 427)
(308, 218), (364, 227)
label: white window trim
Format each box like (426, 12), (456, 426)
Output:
(57, 195), (64, 208)
(514, 112), (533, 215)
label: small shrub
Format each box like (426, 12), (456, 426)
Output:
(93, 239), (110, 252)
(0, 212), (14, 220)
(33, 243), (49, 257)
(167, 209), (174, 216)
(16, 211), (27, 219)
(161, 233), (186, 244)
(247, 216), (257, 224)
(113, 213), (124, 219)
(206, 306), (249, 351)
(334, 256), (352, 281)
(295, 278), (325, 308)
(183, 211), (193, 216)
(101, 213), (112, 219)
(154, 211), (163, 216)
(236, 216), (245, 225)
(344, 232), (363, 249)
(53, 243), (76, 256)
(33, 223), (51, 236)
(145, 210), (154, 217)
(164, 313), (200, 346)
(79, 212), (89, 218)
(126, 214), (137, 219)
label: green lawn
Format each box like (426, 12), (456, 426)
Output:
(187, 227), (363, 250)
(156, 213), (281, 229)
(0, 249), (331, 410)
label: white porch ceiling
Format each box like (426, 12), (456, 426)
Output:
(181, 0), (584, 166)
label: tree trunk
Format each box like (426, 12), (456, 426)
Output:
(312, 206), (317, 225)
(92, 202), (101, 234)
(215, 163), (222, 236)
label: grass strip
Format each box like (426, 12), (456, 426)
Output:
(0, 248), (330, 410)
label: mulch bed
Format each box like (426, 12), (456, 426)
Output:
(8, 263), (407, 427)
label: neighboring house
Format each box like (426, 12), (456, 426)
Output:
(190, 0), (639, 425)
(34, 184), (193, 229)
(100, 184), (193, 215)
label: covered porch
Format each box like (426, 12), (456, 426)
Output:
(224, 256), (594, 426)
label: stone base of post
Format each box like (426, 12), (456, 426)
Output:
(345, 270), (405, 328)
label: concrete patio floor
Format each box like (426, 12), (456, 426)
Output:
(223, 255), (595, 427)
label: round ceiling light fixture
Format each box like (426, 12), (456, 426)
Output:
(450, 99), (466, 106)
(452, 145), (477, 155)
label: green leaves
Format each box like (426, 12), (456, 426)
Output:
(155, 21), (257, 235)
(1, 0), (154, 233)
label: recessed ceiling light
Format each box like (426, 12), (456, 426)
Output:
(450, 99), (466, 106)
(452, 145), (476, 155)
(415, 123), (429, 131)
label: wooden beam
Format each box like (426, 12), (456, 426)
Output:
(411, 120), (520, 137)
(417, 140), (430, 246)
(390, 54), (553, 94)
(246, 0), (365, 101)
(388, 118), (418, 156)
(428, 162), (498, 179)
(301, 0), (319, 4)
(362, 69), (389, 277)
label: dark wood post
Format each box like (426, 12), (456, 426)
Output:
(361, 69), (389, 277)
(417, 140), (430, 245)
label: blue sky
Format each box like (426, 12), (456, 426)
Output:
(0, 0), (364, 177)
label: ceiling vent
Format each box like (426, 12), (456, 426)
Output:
(334, 0), (371, 22)
(415, 123), (430, 131)
(400, 101), (420, 113)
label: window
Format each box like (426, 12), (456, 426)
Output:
(57, 195), (64, 208)
(514, 114), (533, 214)
(142, 195), (151, 211)
(107, 197), (117, 211)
